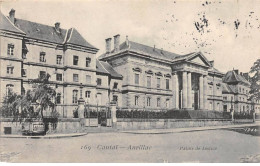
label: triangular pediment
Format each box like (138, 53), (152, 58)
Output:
(186, 53), (211, 67)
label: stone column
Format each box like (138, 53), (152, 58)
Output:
(182, 71), (187, 109)
(187, 72), (192, 109)
(110, 101), (117, 128)
(172, 72), (179, 109)
(203, 75), (208, 110)
(199, 75), (204, 109)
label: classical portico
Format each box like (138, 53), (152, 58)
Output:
(171, 53), (211, 110)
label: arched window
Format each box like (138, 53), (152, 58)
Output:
(166, 99), (170, 108)
(6, 84), (14, 96)
(72, 90), (78, 104)
(135, 96), (139, 106)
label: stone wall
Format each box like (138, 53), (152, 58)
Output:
(0, 118), (82, 135)
(115, 118), (234, 130)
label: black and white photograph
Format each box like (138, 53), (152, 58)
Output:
(0, 0), (259, 163)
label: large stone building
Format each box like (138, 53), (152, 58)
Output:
(222, 70), (260, 114)
(99, 35), (224, 111)
(1, 9), (258, 117)
(0, 9), (122, 117)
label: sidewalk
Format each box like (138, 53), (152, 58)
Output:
(120, 121), (260, 134)
(0, 132), (88, 139)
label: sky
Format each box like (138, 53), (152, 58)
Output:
(1, 0), (260, 74)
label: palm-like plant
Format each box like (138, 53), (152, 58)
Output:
(30, 73), (56, 119)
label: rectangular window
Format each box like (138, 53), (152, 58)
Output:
(223, 96), (227, 101)
(56, 93), (61, 104)
(135, 73), (139, 85)
(113, 82), (118, 89)
(147, 97), (151, 107)
(56, 55), (62, 65)
(40, 52), (46, 62)
(166, 79), (169, 90)
(85, 91), (91, 98)
(72, 90), (78, 104)
(157, 98), (161, 107)
(22, 68), (27, 77)
(135, 96), (139, 106)
(56, 73), (62, 81)
(157, 78), (161, 89)
(39, 71), (46, 79)
(7, 67), (14, 74)
(113, 95), (118, 103)
(97, 78), (102, 85)
(86, 58), (91, 67)
(147, 76), (151, 88)
(86, 75), (91, 84)
(73, 74), (79, 82)
(7, 44), (14, 56)
(73, 55), (78, 65)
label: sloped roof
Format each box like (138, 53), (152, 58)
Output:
(15, 18), (66, 43)
(66, 28), (97, 49)
(1, 11), (97, 49)
(99, 40), (181, 61)
(0, 12), (25, 34)
(96, 60), (109, 74)
(96, 60), (123, 79)
(100, 61), (123, 79)
(222, 83), (235, 94)
(223, 70), (250, 86)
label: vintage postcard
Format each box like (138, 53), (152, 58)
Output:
(0, 0), (259, 163)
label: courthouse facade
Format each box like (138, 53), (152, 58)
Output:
(1, 9), (259, 117)
(99, 35), (224, 111)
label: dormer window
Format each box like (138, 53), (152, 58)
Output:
(7, 44), (14, 56)
(40, 52), (46, 62)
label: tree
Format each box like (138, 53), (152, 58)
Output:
(0, 73), (58, 120)
(30, 73), (57, 119)
(0, 91), (22, 119)
(249, 59), (260, 100)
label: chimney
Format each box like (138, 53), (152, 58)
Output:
(126, 35), (129, 46)
(153, 45), (156, 51)
(105, 38), (112, 54)
(54, 22), (61, 33)
(209, 60), (214, 67)
(234, 69), (239, 75)
(114, 34), (120, 52)
(9, 9), (15, 24)
(161, 48), (164, 54)
(240, 72), (243, 76)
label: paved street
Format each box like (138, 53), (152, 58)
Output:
(0, 127), (260, 163)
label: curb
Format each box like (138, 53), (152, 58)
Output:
(0, 133), (88, 139)
(120, 122), (260, 134)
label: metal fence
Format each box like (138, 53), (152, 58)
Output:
(116, 109), (232, 119)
